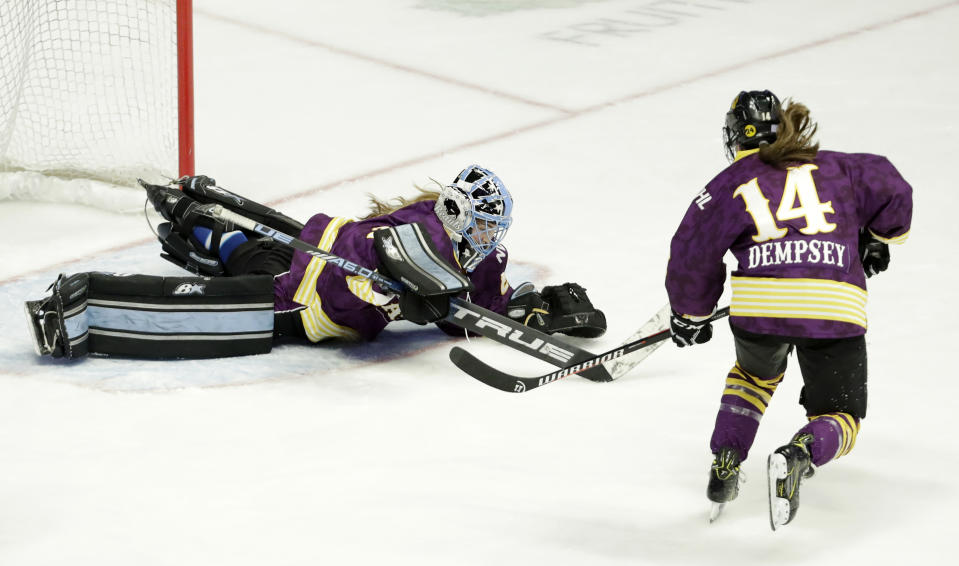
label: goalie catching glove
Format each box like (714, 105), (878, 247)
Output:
(506, 282), (606, 338)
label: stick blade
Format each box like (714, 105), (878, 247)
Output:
(449, 346), (538, 393)
(603, 303), (671, 380)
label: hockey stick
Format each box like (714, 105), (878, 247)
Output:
(450, 307), (730, 393)
(604, 303), (671, 380)
(203, 203), (612, 381)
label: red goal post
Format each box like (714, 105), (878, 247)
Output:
(0, 0), (194, 212)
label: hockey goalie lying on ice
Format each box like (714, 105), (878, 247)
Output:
(24, 165), (606, 360)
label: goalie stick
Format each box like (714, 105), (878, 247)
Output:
(185, 196), (612, 380)
(450, 307), (730, 393)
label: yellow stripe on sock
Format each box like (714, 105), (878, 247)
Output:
(729, 364), (784, 389)
(725, 377), (773, 403)
(810, 412), (860, 459)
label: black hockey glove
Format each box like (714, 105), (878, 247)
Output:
(670, 310), (713, 347)
(859, 230), (890, 278)
(397, 293), (451, 325)
(506, 282), (607, 338)
(540, 282), (606, 338)
(176, 174), (217, 192)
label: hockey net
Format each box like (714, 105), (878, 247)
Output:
(0, 0), (193, 213)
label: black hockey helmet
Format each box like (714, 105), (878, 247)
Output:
(723, 90), (781, 161)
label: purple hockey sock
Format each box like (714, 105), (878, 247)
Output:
(708, 363), (784, 460)
(797, 413), (860, 467)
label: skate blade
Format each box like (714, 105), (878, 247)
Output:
(23, 300), (46, 356)
(708, 502), (725, 524)
(767, 452), (790, 531)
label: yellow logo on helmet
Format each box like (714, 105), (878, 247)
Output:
(744, 124), (757, 137)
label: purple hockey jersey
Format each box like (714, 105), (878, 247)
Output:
(666, 149), (912, 339)
(273, 200), (514, 342)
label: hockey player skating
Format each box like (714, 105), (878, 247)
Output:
(25, 165), (606, 360)
(664, 91), (912, 529)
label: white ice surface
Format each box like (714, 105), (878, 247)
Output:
(1, 1), (957, 564)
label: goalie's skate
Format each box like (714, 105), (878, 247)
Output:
(141, 179), (217, 230)
(139, 180), (229, 276)
(24, 298), (56, 356)
(767, 433), (815, 531)
(23, 273), (91, 359)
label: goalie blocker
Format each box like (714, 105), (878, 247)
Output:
(25, 272), (276, 359)
(373, 222), (473, 324)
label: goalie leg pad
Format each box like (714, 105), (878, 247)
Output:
(26, 272), (276, 359)
(541, 283), (607, 338)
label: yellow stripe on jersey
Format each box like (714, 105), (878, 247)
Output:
(292, 217), (350, 305)
(292, 217), (360, 342)
(346, 275), (376, 304)
(869, 228), (910, 245)
(730, 276), (868, 329)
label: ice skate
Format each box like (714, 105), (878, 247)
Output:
(767, 433), (815, 530)
(24, 297), (59, 356)
(140, 178), (216, 229)
(23, 273), (90, 359)
(707, 446), (743, 523)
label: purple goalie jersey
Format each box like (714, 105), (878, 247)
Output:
(273, 200), (513, 342)
(666, 150), (912, 339)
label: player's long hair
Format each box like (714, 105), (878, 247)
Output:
(759, 99), (819, 167)
(361, 180), (441, 220)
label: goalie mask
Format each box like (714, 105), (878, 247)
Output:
(723, 90), (781, 162)
(434, 164), (513, 272)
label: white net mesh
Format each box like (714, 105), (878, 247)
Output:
(0, 0), (182, 212)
